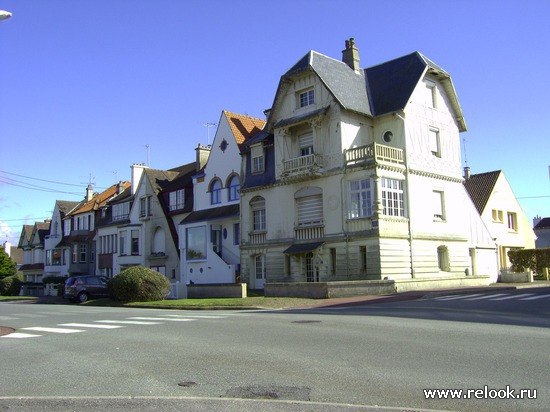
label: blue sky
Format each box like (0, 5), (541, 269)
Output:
(1, 0), (549, 245)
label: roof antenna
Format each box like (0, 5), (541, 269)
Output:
(145, 145), (151, 167)
(202, 122), (216, 145)
(462, 136), (469, 168)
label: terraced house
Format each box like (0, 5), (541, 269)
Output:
(239, 39), (497, 291)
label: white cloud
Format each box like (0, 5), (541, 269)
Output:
(0, 221), (14, 243)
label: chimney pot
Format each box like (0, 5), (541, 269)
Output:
(342, 37), (360, 71)
(464, 166), (471, 179)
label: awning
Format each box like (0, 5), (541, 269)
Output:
(283, 241), (324, 254)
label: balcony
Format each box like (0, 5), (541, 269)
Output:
(248, 231), (267, 245)
(295, 224), (325, 241)
(282, 153), (324, 181)
(345, 143), (403, 167)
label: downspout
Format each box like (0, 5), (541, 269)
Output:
(340, 172), (350, 279)
(394, 112), (415, 278)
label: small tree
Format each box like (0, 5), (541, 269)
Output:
(108, 266), (171, 302)
(0, 273), (23, 296)
(0, 246), (17, 279)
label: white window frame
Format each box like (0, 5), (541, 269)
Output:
(250, 197), (266, 232)
(381, 178), (405, 217)
(433, 190), (445, 221)
(425, 80), (437, 108)
(349, 179), (373, 219)
(169, 189), (185, 211)
(507, 212), (517, 232)
(299, 88), (315, 108)
(429, 128), (441, 157)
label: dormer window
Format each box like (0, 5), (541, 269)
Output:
(251, 143), (265, 174)
(299, 88), (315, 108)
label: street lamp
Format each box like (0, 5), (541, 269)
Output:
(0, 10), (12, 20)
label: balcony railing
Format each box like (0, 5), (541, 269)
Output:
(295, 224), (325, 241)
(282, 153), (324, 180)
(248, 231), (267, 245)
(345, 143), (403, 167)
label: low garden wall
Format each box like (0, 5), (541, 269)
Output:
(187, 283), (247, 299)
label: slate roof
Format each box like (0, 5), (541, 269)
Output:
(269, 48), (466, 132)
(463, 171), (502, 214)
(143, 169), (180, 194)
(56, 200), (80, 217)
(35, 221), (51, 242)
(180, 204), (240, 224)
(162, 162), (196, 192)
(222, 111), (266, 148)
(534, 217), (550, 229)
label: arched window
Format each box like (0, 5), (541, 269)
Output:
(227, 175), (240, 201)
(152, 227), (165, 254)
(210, 179), (222, 205)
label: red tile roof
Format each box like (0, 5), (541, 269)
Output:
(69, 181), (131, 215)
(223, 111), (266, 146)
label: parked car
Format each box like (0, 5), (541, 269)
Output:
(64, 275), (109, 303)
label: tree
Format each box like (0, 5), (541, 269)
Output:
(0, 246), (17, 279)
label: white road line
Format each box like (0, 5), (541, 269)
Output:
(433, 294), (485, 301)
(162, 314), (226, 319)
(1, 333), (41, 339)
(58, 323), (123, 329)
(518, 294), (550, 301)
(11, 314), (47, 318)
(21, 327), (84, 334)
(0, 316), (17, 321)
(491, 293), (536, 301)
(96, 320), (162, 325)
(127, 317), (197, 322)
(463, 293), (509, 300)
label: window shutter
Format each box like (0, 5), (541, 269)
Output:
(297, 195), (323, 226)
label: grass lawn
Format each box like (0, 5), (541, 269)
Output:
(127, 296), (318, 309)
(0, 296), (36, 301)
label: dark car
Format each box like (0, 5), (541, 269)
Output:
(64, 275), (109, 303)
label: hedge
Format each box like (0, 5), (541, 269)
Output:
(508, 248), (550, 274)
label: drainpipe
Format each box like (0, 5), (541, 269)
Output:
(394, 112), (415, 278)
(340, 173), (350, 279)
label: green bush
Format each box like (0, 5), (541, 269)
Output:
(0, 274), (23, 296)
(509, 248), (550, 275)
(108, 266), (171, 302)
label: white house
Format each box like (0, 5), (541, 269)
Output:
(464, 169), (536, 280)
(239, 39), (497, 291)
(179, 111), (265, 287)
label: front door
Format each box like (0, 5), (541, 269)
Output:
(305, 252), (319, 282)
(254, 255), (265, 289)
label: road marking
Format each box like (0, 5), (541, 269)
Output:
(58, 323), (124, 329)
(11, 313), (47, 318)
(1, 333), (41, 339)
(491, 293), (536, 301)
(127, 317), (197, 322)
(96, 320), (162, 325)
(518, 294), (550, 300)
(433, 294), (485, 301)
(463, 293), (509, 300)
(21, 327), (84, 334)
(162, 314), (226, 319)
(0, 316), (18, 321)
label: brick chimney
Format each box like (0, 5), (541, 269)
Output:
(195, 143), (211, 172)
(342, 38), (360, 71)
(85, 184), (94, 201)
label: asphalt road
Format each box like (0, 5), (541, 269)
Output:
(1, 288), (549, 411)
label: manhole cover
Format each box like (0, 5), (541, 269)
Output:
(178, 381), (198, 387)
(291, 320), (321, 324)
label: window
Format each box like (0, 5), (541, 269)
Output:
(381, 178), (405, 217)
(255, 255), (265, 280)
(330, 248), (336, 276)
(250, 197), (266, 232)
(120, 230), (126, 255)
(296, 187), (323, 227)
(186, 226), (207, 260)
(72, 245), (78, 263)
(169, 189), (185, 211)
(359, 246), (367, 273)
(433, 190), (445, 221)
(140, 196), (152, 218)
(299, 132), (314, 156)
(251, 143), (265, 174)
(227, 175), (240, 201)
(437, 246), (450, 271)
(349, 179), (372, 219)
(79, 244), (87, 263)
(507, 212), (517, 231)
(305, 252), (319, 282)
(492, 209), (504, 223)
(131, 230), (140, 255)
(429, 128), (440, 157)
(299, 89), (315, 108)
(112, 202), (130, 221)
(210, 180), (222, 205)
(233, 223), (240, 245)
(425, 80), (437, 108)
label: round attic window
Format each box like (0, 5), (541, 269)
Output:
(383, 131), (393, 143)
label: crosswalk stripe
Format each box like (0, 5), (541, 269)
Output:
(58, 323), (124, 329)
(1, 333), (41, 339)
(518, 294), (550, 301)
(433, 294), (485, 301)
(21, 327), (84, 334)
(128, 317), (197, 322)
(96, 320), (162, 325)
(463, 293), (509, 300)
(490, 293), (535, 301)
